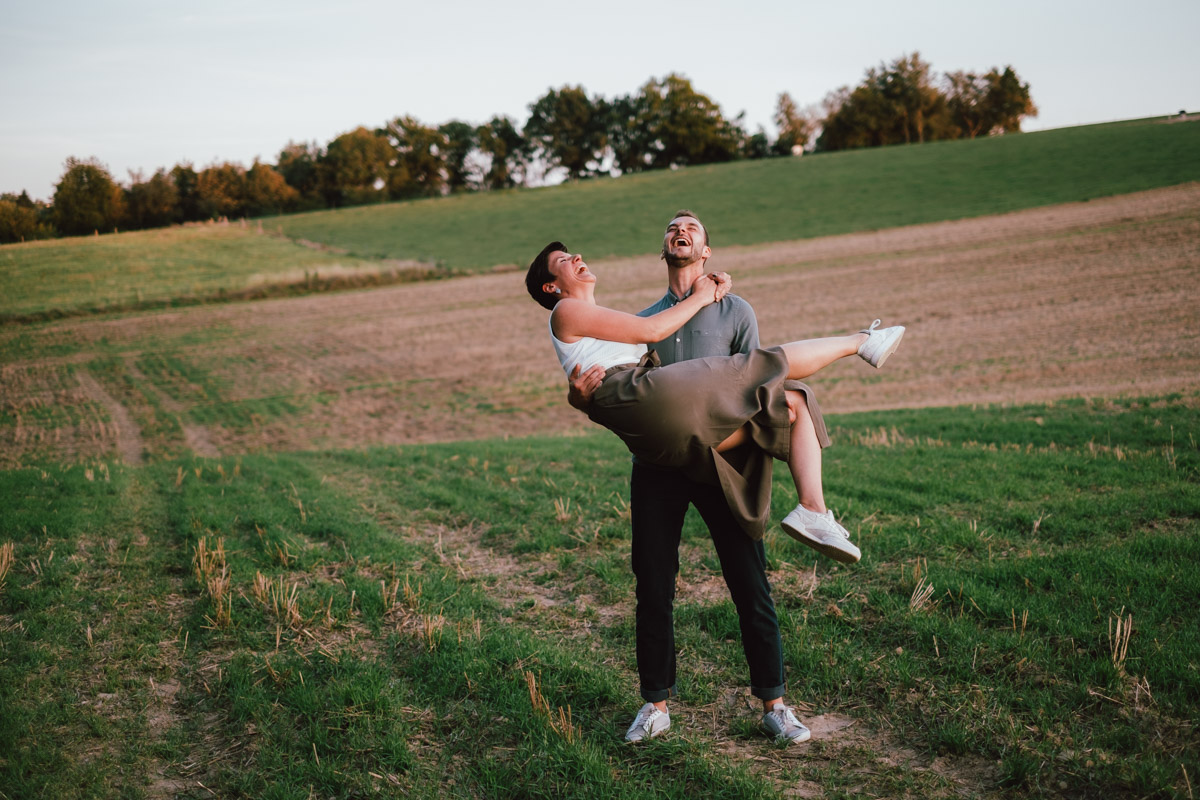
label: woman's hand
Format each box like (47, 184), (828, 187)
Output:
(709, 271), (732, 302)
(690, 273), (719, 305)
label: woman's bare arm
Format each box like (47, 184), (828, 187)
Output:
(551, 275), (718, 343)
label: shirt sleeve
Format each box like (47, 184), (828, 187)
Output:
(728, 296), (760, 355)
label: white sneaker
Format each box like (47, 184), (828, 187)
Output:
(781, 505), (861, 564)
(857, 319), (905, 368)
(624, 702), (670, 742)
(762, 703), (811, 743)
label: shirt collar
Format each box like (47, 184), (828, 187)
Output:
(665, 287), (693, 304)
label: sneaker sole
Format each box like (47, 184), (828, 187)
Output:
(625, 725), (669, 742)
(773, 728), (812, 744)
(780, 520), (862, 564)
(868, 327), (904, 369)
(625, 719), (670, 742)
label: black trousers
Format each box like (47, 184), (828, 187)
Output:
(630, 460), (786, 703)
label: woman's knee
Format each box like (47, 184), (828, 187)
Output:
(785, 390), (810, 426)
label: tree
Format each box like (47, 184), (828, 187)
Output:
(195, 162), (247, 219)
(438, 120), (478, 193)
(52, 157), (125, 236)
(318, 127), (392, 207)
(984, 66), (1037, 134)
(773, 92), (819, 154)
(944, 71), (993, 139)
(276, 141), (324, 209)
(815, 83), (893, 151)
(606, 92), (656, 174)
(475, 115), (527, 190)
(627, 74), (744, 170)
(606, 75), (744, 173)
(945, 66), (1037, 138)
(742, 128), (772, 160)
(244, 161), (299, 217)
(382, 116), (446, 199)
(124, 168), (179, 229)
(817, 53), (956, 151)
(524, 86), (609, 180)
(171, 163), (201, 222)
(877, 53), (945, 144)
(0, 192), (52, 243)
(818, 54), (1034, 151)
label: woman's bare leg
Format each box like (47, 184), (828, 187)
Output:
(779, 334), (867, 380)
(786, 391), (826, 512)
(716, 331), (875, 452)
(715, 393), (825, 514)
(715, 425), (749, 452)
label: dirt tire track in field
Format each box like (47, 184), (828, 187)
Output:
(124, 358), (221, 458)
(74, 370), (144, 465)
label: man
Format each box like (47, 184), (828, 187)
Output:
(568, 210), (841, 744)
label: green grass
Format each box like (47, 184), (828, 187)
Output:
(271, 116), (1200, 269)
(2, 396), (1197, 798)
(0, 224), (405, 321)
(3, 116), (1198, 321)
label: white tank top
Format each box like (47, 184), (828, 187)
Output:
(549, 316), (647, 378)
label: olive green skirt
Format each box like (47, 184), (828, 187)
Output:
(587, 346), (830, 540)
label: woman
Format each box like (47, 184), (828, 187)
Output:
(526, 241), (903, 561)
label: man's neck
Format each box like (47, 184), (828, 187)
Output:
(667, 261), (705, 298)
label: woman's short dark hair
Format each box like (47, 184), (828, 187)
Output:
(526, 241), (566, 311)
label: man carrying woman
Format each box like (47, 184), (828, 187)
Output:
(526, 210), (903, 743)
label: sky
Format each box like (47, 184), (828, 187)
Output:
(2, 0), (1197, 201)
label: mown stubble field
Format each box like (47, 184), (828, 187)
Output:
(2, 183), (1198, 467)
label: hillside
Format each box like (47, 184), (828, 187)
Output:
(3, 116), (1197, 321)
(2, 183), (1197, 468)
(272, 117), (1200, 269)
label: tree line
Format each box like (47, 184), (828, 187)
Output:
(0, 54), (1034, 244)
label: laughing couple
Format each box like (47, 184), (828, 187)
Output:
(524, 209), (904, 744)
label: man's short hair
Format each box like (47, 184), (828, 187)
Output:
(668, 208), (709, 248)
(526, 241), (566, 311)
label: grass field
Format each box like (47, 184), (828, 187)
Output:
(1, 398), (1196, 798)
(0, 223), (435, 323)
(271, 116), (1200, 269)
(2, 117), (1199, 798)
(2, 116), (1197, 321)
(3, 183), (1197, 470)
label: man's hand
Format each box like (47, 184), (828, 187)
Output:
(567, 364), (605, 411)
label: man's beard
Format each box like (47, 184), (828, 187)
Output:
(662, 248), (700, 269)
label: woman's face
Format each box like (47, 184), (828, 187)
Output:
(546, 250), (596, 295)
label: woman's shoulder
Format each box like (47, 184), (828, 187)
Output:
(549, 301), (586, 343)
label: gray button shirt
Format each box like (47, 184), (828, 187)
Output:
(638, 290), (760, 364)
(630, 290), (761, 471)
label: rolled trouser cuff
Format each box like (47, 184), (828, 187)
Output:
(640, 684), (677, 703)
(750, 683), (787, 702)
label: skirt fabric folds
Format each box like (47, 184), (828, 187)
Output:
(587, 346), (830, 540)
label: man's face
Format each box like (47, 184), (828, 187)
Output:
(662, 216), (710, 268)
